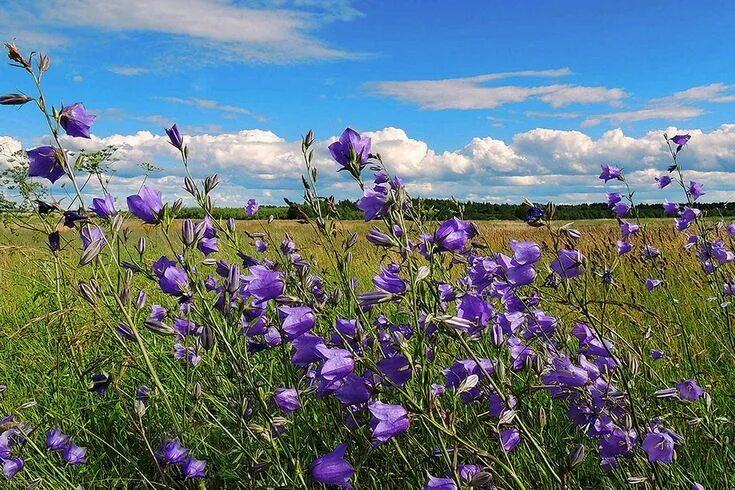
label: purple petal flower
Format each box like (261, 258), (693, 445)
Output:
(290, 334), (325, 366)
(645, 278), (662, 291)
(510, 240), (541, 265)
(59, 102), (96, 138)
(357, 185), (390, 221)
(63, 209), (86, 228)
(157, 438), (189, 465)
(150, 305), (168, 322)
(173, 318), (200, 337)
(27, 146), (65, 183)
(619, 221), (640, 238)
(366, 228), (393, 247)
(368, 401), (410, 445)
(329, 128), (372, 171)
(244, 266), (285, 304)
(316, 346), (354, 383)
(198, 237), (219, 256)
(551, 249), (585, 279)
(525, 205), (544, 225)
(449, 466), (476, 485)
(373, 171), (389, 184)
(310, 443), (355, 489)
(651, 349), (664, 360)
(91, 194), (117, 218)
(642, 431), (674, 463)
(159, 264), (189, 296)
(182, 456), (207, 479)
(680, 206), (701, 223)
(663, 200), (678, 215)
(166, 124), (184, 150)
(424, 475), (458, 490)
(196, 215), (216, 239)
(254, 238), (268, 253)
(2, 458), (24, 479)
(80, 225), (106, 249)
(377, 355), (412, 386)
(62, 442), (87, 465)
(676, 379), (705, 401)
(136, 385), (151, 401)
(46, 428), (70, 451)
(174, 343), (201, 367)
(435, 217), (477, 253)
(599, 164), (623, 183)
(617, 240), (632, 255)
(116, 322), (136, 341)
(280, 306), (315, 340)
(373, 264), (406, 294)
(689, 181), (705, 201)
(245, 198), (259, 216)
(655, 175), (672, 189)
(127, 186), (163, 224)
(612, 201), (630, 218)
(607, 192), (622, 206)
(500, 428), (521, 453)
(671, 134), (691, 146)
(274, 388), (301, 415)
(642, 245), (660, 260)
(458, 294), (494, 331)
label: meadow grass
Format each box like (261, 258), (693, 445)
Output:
(1, 218), (733, 489)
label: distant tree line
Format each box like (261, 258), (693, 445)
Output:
(177, 198), (735, 221)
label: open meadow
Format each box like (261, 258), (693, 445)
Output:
(1, 215), (734, 488)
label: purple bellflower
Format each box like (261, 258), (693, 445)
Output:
(27, 146), (65, 183)
(329, 128), (372, 172)
(311, 443), (355, 488)
(368, 401), (410, 445)
(599, 164), (623, 182)
(127, 186), (163, 224)
(59, 102), (96, 138)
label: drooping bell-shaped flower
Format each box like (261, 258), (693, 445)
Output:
(2, 458), (24, 479)
(157, 438), (189, 465)
(551, 249), (585, 279)
(423, 475), (457, 490)
(127, 186), (163, 224)
(599, 164), (623, 182)
(91, 194), (117, 218)
(274, 388), (301, 415)
(182, 456), (207, 479)
(642, 431), (675, 464)
(62, 442), (87, 464)
(500, 428), (521, 453)
(676, 379), (705, 401)
(59, 102), (96, 138)
(368, 401), (410, 445)
(310, 443), (355, 488)
(688, 181), (705, 200)
(46, 428), (70, 451)
(27, 146), (65, 183)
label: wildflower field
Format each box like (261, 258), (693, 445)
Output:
(1, 42), (735, 490)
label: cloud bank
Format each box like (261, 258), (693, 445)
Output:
(3, 125), (735, 207)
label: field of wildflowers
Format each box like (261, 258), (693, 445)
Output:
(1, 42), (734, 489)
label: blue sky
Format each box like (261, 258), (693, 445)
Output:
(1, 0), (735, 205)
